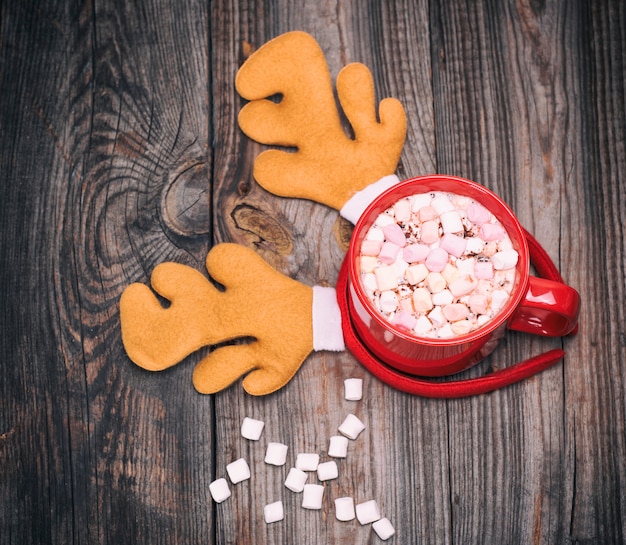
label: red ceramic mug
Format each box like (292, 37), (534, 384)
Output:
(346, 175), (580, 379)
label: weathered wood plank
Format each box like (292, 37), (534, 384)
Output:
(1, 0), (214, 544)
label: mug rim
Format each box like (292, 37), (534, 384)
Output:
(348, 174), (531, 347)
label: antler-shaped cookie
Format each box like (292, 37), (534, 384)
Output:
(236, 30), (407, 210)
(120, 243), (314, 395)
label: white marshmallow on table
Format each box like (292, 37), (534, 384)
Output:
(302, 484), (325, 510)
(373, 517), (396, 540)
(334, 497), (356, 521)
(356, 499), (382, 525)
(328, 435), (349, 458)
(263, 501), (284, 524)
(338, 414), (366, 440)
(344, 378), (363, 401)
(240, 417), (264, 440)
(284, 467), (308, 492)
(208, 478), (231, 503)
(226, 458), (251, 484)
(264, 442), (288, 466)
(295, 452), (320, 471)
(317, 461), (339, 481)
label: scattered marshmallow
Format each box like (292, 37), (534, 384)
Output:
(335, 497), (356, 521)
(317, 461), (339, 481)
(209, 478), (231, 503)
(284, 467), (308, 493)
(226, 458), (250, 484)
(338, 414), (366, 440)
(295, 452), (320, 471)
(328, 435), (349, 458)
(356, 499), (382, 525)
(264, 442), (288, 466)
(264, 501), (284, 523)
(373, 517), (396, 540)
(344, 378), (363, 400)
(241, 417), (264, 440)
(302, 484), (324, 510)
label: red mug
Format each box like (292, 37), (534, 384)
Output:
(345, 175), (580, 381)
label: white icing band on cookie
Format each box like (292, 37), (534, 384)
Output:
(312, 286), (345, 352)
(339, 174), (400, 224)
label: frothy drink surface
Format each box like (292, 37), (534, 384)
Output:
(358, 191), (519, 339)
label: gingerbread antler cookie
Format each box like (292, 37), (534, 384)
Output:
(120, 243), (318, 395)
(236, 30), (407, 211)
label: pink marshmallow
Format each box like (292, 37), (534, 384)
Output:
(393, 199), (412, 223)
(383, 223), (407, 247)
(392, 310), (417, 331)
(448, 277), (476, 297)
(439, 233), (467, 258)
(468, 294), (489, 315)
(378, 242), (401, 264)
(403, 243), (430, 263)
(360, 239), (383, 256)
(420, 220), (440, 244)
(479, 223), (506, 242)
(474, 261), (494, 279)
(418, 206), (437, 222)
(467, 202), (491, 225)
(425, 248), (449, 272)
(443, 303), (470, 322)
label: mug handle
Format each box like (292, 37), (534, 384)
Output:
(337, 228), (580, 398)
(507, 276), (580, 336)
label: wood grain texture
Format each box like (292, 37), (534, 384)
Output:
(1, 0), (624, 544)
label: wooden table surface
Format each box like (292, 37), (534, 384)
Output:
(1, 1), (625, 544)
